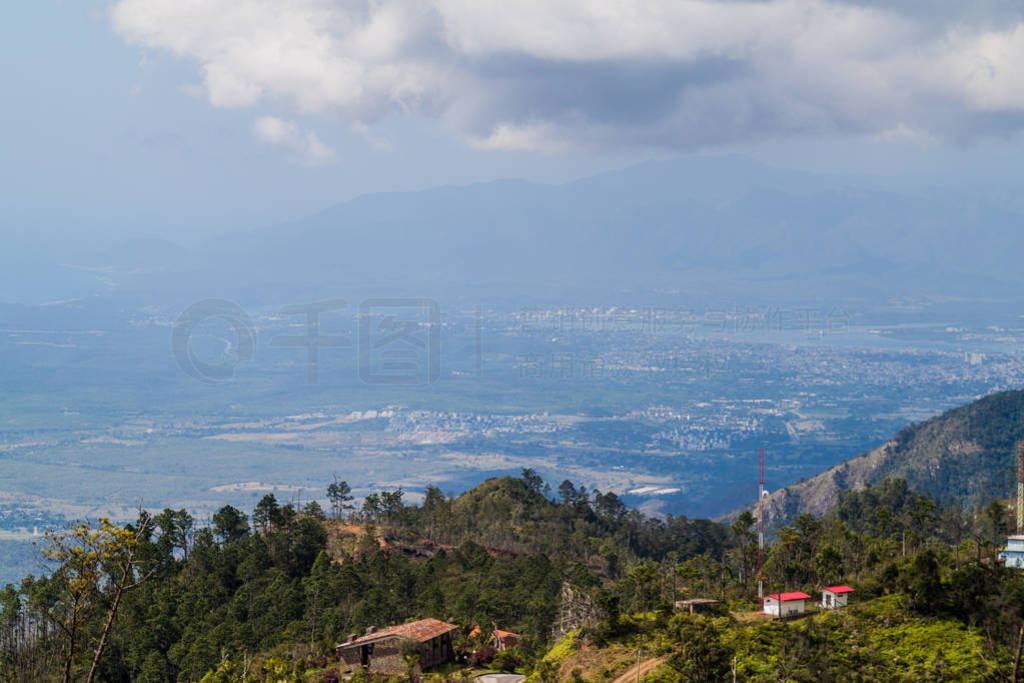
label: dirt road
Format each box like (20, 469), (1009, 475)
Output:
(612, 656), (667, 683)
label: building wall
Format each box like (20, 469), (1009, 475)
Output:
(780, 600), (805, 617)
(764, 599), (805, 616)
(1000, 550), (1024, 569)
(821, 592), (849, 608)
(337, 638), (410, 675)
(366, 641), (407, 675)
(420, 632), (454, 668)
(339, 648), (362, 668)
(339, 633), (454, 673)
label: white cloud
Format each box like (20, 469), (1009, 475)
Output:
(252, 116), (335, 165)
(471, 122), (577, 153)
(253, 116), (296, 145)
(111, 0), (1024, 153)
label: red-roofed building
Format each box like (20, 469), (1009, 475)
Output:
(336, 618), (458, 674)
(821, 585), (855, 609)
(762, 591), (812, 617)
(470, 626), (521, 650)
(493, 629), (520, 650)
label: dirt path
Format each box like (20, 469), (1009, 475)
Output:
(612, 656), (667, 683)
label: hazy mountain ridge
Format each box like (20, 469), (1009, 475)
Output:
(207, 156), (1022, 298)
(9, 156), (1024, 304)
(760, 388), (1024, 527)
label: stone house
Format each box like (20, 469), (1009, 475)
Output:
(336, 618), (458, 674)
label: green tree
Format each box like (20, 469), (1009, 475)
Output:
(253, 494), (280, 533)
(304, 500), (327, 520)
(362, 494), (382, 521)
(905, 550), (943, 615)
(814, 545), (843, 585)
(983, 499), (1007, 561)
(521, 468), (544, 495)
(40, 514), (155, 683)
(730, 511), (757, 592)
(558, 480), (577, 506)
(594, 491), (626, 521)
(212, 505), (249, 544)
(153, 508), (194, 560)
(303, 551), (333, 648)
(327, 480), (354, 519)
(668, 616), (733, 681)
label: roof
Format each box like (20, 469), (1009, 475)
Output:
(337, 618), (458, 649)
(765, 591), (811, 602)
(470, 626), (519, 639)
(676, 598), (720, 605)
(823, 585), (855, 594)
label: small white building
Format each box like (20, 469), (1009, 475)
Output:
(998, 535), (1024, 569)
(763, 591), (811, 617)
(821, 585), (855, 609)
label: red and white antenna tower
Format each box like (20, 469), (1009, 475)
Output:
(758, 447), (765, 599)
(1016, 440), (1024, 535)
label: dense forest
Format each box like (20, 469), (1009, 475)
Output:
(1, 471), (1023, 681)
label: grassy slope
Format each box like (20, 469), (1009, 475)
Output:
(544, 596), (997, 682)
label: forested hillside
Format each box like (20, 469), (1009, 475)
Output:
(759, 389), (1024, 527)
(2, 471), (1022, 681)
(0, 472), (725, 681)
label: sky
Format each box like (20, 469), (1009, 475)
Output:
(5, 0), (1024, 247)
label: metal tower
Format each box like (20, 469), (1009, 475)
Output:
(1017, 439), (1024, 535)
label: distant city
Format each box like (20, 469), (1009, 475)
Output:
(5, 297), (1024, 586)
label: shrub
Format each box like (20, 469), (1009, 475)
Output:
(491, 649), (522, 672)
(317, 668), (340, 682)
(470, 646), (496, 666)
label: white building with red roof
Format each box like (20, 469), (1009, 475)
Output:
(821, 585), (855, 609)
(762, 591), (811, 617)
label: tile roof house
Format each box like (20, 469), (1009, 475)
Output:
(469, 626), (521, 650)
(336, 618), (458, 674)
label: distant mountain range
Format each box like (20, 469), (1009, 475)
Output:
(9, 155), (1024, 305)
(757, 389), (1024, 527)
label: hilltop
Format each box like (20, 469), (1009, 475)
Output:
(340, 475), (729, 568)
(5, 466), (1024, 680)
(757, 389), (1024, 528)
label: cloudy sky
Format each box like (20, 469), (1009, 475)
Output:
(6, 0), (1024, 244)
